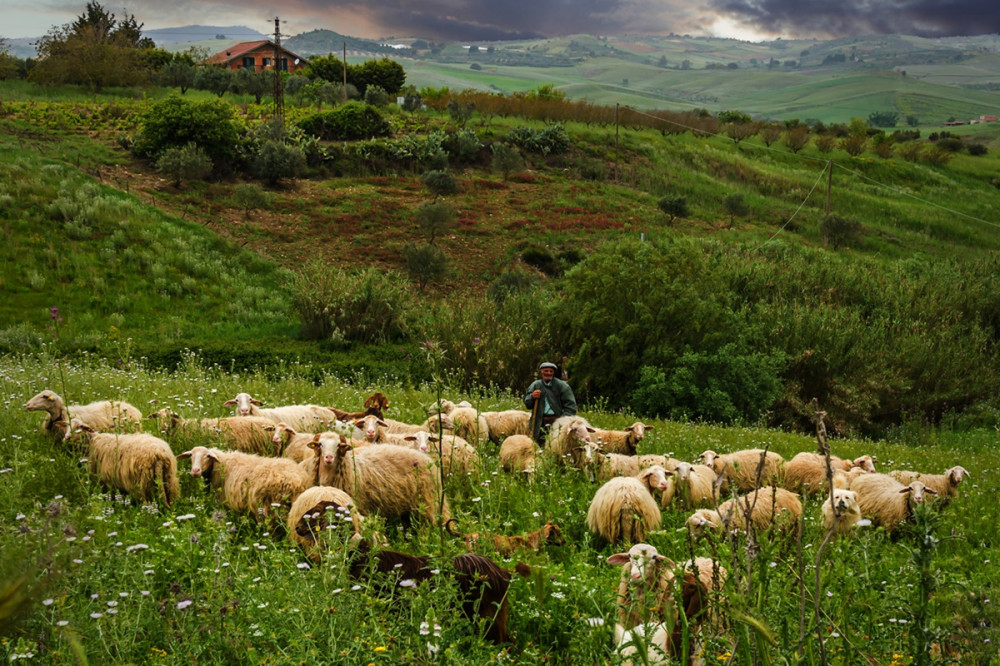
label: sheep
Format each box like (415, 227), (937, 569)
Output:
(146, 409), (278, 455)
(592, 421), (655, 456)
(383, 414), (453, 437)
(821, 488), (862, 537)
(700, 448), (785, 493)
(888, 466), (970, 507)
(499, 435), (537, 474)
(177, 445), (311, 520)
(223, 392), (338, 431)
(288, 485), (363, 561)
(606, 543), (727, 661)
(547, 415), (599, 466)
(614, 622), (670, 666)
(666, 461), (718, 510)
(463, 521), (565, 556)
(783, 452), (876, 495)
(64, 422), (179, 507)
(686, 486), (802, 539)
(26, 390), (143, 441)
(348, 539), (529, 644)
(352, 413), (390, 444)
(832, 466), (871, 490)
(324, 440), (456, 530)
(850, 474), (936, 531)
(269, 423), (356, 464)
(327, 391), (390, 423)
(587, 465), (670, 545)
(429, 406), (489, 448)
(595, 454), (679, 481)
(400, 430), (479, 478)
(481, 409), (532, 444)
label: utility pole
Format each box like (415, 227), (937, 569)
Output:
(825, 159), (833, 215)
(615, 103), (620, 181)
(343, 41), (348, 102)
(272, 17), (284, 126)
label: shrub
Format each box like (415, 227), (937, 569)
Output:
(287, 262), (411, 343)
(402, 243), (449, 291)
(936, 137), (964, 152)
(252, 141), (307, 184)
(487, 266), (537, 304)
(491, 143), (524, 180)
(922, 146), (954, 166)
(968, 143), (988, 156)
(232, 183), (273, 218)
(657, 195), (689, 224)
(134, 96), (240, 164)
(507, 124), (571, 154)
(897, 142), (923, 162)
(401, 85), (422, 112)
(415, 201), (457, 244)
(443, 128), (481, 164)
(839, 134), (868, 157)
(364, 84), (389, 108)
(819, 214), (863, 249)
(814, 134), (836, 153)
(155, 142), (213, 187)
(723, 194), (750, 228)
(297, 103), (391, 141)
(521, 246), (559, 276)
(421, 170), (460, 196)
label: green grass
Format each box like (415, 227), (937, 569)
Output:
(1, 354), (997, 663)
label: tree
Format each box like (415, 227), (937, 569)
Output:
(723, 194), (749, 229)
(657, 195), (689, 225)
(352, 58), (406, 96)
(415, 201), (457, 245)
(233, 68), (271, 104)
(491, 143), (524, 181)
(158, 60), (196, 93)
(195, 66), (233, 97)
(232, 183), (273, 218)
(403, 243), (448, 291)
(252, 141), (307, 185)
(134, 96), (240, 164)
(783, 126), (811, 153)
(156, 143), (213, 187)
(760, 124), (783, 147)
(839, 134), (868, 157)
(867, 111), (899, 128)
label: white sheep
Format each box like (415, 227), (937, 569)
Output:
(686, 486), (802, 539)
(383, 414), (453, 437)
(499, 435), (537, 474)
(850, 474), (936, 531)
(400, 430), (479, 478)
(832, 466), (872, 490)
(821, 488), (862, 537)
(547, 415), (599, 467)
(324, 440), (455, 528)
(429, 406), (489, 448)
(700, 448), (785, 493)
(592, 421), (655, 456)
(177, 445), (312, 520)
(352, 413), (390, 444)
(595, 454), (680, 481)
(587, 465), (670, 545)
(614, 622), (670, 666)
(287, 485), (363, 561)
(783, 452), (876, 495)
(27, 390), (143, 441)
(481, 410), (532, 444)
(665, 461), (718, 510)
(223, 392), (338, 431)
(888, 466), (970, 507)
(146, 409), (278, 456)
(65, 422), (179, 506)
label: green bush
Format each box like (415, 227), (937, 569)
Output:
(421, 170), (460, 196)
(415, 201), (456, 244)
(491, 143), (524, 180)
(287, 262), (411, 343)
(507, 124), (571, 154)
(402, 243), (449, 291)
(134, 96), (240, 164)
(819, 214), (863, 249)
(155, 142), (213, 187)
(297, 103), (391, 141)
(521, 246), (558, 275)
(968, 143), (988, 156)
(252, 140), (306, 184)
(487, 266), (537, 304)
(443, 128), (481, 164)
(363, 84), (389, 108)
(657, 194), (689, 224)
(232, 183), (273, 218)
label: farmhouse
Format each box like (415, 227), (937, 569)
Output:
(205, 40), (309, 74)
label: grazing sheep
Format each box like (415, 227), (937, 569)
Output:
(269, 423), (355, 464)
(324, 440), (455, 529)
(595, 454), (679, 481)
(547, 415), (598, 466)
(783, 452), (876, 495)
(587, 466), (670, 545)
(352, 413), (390, 444)
(888, 466), (970, 507)
(499, 435), (537, 474)
(481, 410), (532, 444)
(223, 392), (338, 431)
(666, 461), (718, 510)
(821, 488), (862, 537)
(615, 622), (670, 666)
(429, 406), (489, 448)
(398, 430), (479, 478)
(850, 474), (936, 531)
(27, 390), (142, 441)
(65, 422), (179, 506)
(348, 539), (529, 644)
(177, 446), (311, 520)
(288, 485), (363, 561)
(383, 414), (453, 437)
(686, 486), (802, 539)
(700, 449), (785, 493)
(592, 421), (655, 456)
(463, 521), (565, 556)
(607, 543), (727, 661)
(146, 409), (278, 455)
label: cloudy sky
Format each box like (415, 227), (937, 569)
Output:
(2, 0), (997, 41)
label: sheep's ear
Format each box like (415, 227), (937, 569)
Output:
(377, 419), (388, 427)
(586, 426), (596, 433)
(899, 486), (913, 494)
(428, 435), (439, 442)
(924, 487), (938, 495)
(223, 400), (236, 407)
(645, 425), (654, 431)
(307, 438), (321, 450)
(177, 451), (193, 460)
(404, 436), (416, 442)
(251, 399), (263, 406)
(337, 441), (352, 454)
(77, 423), (94, 433)
(606, 553), (630, 566)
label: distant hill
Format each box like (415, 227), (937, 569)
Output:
(5, 37), (39, 59)
(144, 25), (266, 46)
(285, 29), (416, 57)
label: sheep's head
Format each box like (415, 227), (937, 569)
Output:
(946, 466), (971, 487)
(363, 392), (390, 413)
(271, 423), (296, 446)
(852, 455), (877, 473)
(700, 450), (726, 474)
(685, 509), (723, 539)
(607, 543), (670, 582)
(900, 480), (936, 504)
(831, 488), (858, 514)
(673, 461), (694, 482)
(626, 422), (653, 441)
(426, 399), (456, 416)
(638, 465), (671, 492)
(354, 414), (388, 442)
(25, 391), (61, 414)
(541, 521), (565, 547)
(224, 392), (261, 416)
(572, 441), (602, 468)
(405, 431), (438, 453)
(568, 420), (597, 445)
(307, 433), (344, 466)
(177, 446), (220, 478)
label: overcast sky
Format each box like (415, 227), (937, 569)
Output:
(2, 0), (998, 41)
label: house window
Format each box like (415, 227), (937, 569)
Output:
(242, 57), (254, 70)
(278, 58), (288, 72)
(262, 57), (271, 67)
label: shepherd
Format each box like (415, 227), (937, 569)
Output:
(524, 361), (578, 445)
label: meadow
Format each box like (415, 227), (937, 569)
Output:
(1, 353), (998, 664)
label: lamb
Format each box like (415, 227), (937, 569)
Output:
(850, 474), (936, 531)
(327, 391), (390, 423)
(26, 390), (143, 441)
(348, 539), (529, 644)
(587, 465), (671, 545)
(399, 430), (479, 478)
(288, 485), (363, 561)
(888, 466), (970, 507)
(547, 415), (599, 467)
(481, 409), (532, 444)
(324, 440), (456, 529)
(592, 421), (655, 456)
(783, 452), (876, 495)
(64, 422), (179, 507)
(177, 446), (312, 520)
(223, 392), (338, 431)
(686, 486), (802, 539)
(665, 461), (718, 510)
(700, 448), (785, 493)
(821, 488), (862, 537)
(146, 409), (278, 455)
(607, 543), (727, 662)
(499, 435), (537, 474)
(463, 521), (565, 556)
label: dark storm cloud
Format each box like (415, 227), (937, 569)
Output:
(709, 0), (1000, 38)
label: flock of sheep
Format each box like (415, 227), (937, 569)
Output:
(23, 389), (970, 662)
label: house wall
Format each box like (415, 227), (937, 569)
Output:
(225, 48), (307, 74)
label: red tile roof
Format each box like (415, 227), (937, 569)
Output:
(204, 40), (308, 66)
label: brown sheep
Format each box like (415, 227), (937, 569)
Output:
(888, 466), (970, 507)
(686, 486), (802, 539)
(587, 465), (670, 544)
(783, 452), (876, 495)
(27, 390), (142, 441)
(592, 421), (654, 455)
(700, 448), (785, 493)
(463, 521), (565, 556)
(288, 485), (363, 561)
